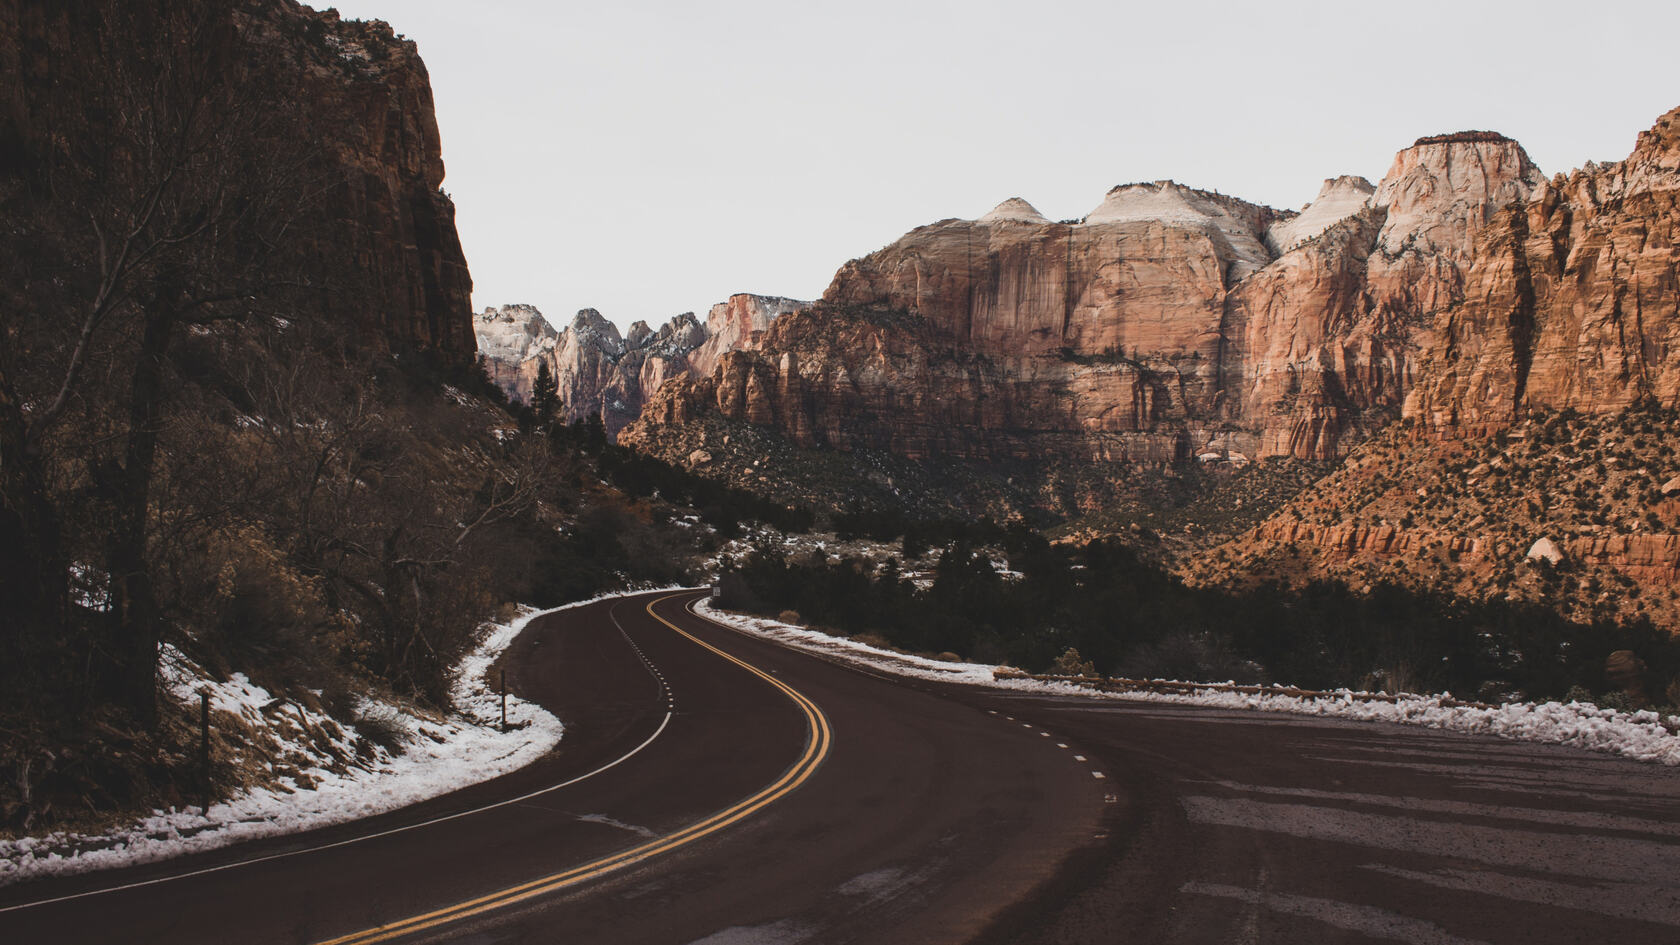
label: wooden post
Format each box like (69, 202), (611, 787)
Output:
(199, 690), (211, 815)
(500, 669), (507, 732)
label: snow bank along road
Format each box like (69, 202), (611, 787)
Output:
(4, 590), (1678, 943)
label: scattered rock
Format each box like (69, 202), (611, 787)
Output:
(1605, 650), (1649, 706)
(1525, 537), (1565, 565)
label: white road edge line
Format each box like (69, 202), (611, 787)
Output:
(1, 594), (677, 914)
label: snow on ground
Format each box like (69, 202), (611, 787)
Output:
(695, 601), (1680, 767)
(702, 526), (1019, 591)
(0, 588), (671, 887)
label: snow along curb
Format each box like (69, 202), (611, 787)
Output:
(694, 601), (1680, 767)
(1, 586), (679, 887)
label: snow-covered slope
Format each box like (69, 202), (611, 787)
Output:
(0, 591), (673, 885)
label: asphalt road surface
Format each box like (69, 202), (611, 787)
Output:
(2, 588), (1677, 944)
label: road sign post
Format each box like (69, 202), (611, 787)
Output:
(199, 690), (211, 815)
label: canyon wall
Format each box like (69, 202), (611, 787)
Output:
(627, 120), (1629, 468)
(0, 0), (475, 359)
(1405, 111), (1680, 432)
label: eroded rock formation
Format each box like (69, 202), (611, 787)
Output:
(1405, 112), (1680, 433)
(627, 124), (1588, 467)
(473, 294), (810, 437)
(474, 304), (557, 403)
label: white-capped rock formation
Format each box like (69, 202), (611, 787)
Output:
(473, 294), (809, 438)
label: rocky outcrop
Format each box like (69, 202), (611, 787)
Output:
(688, 294), (811, 378)
(552, 308), (707, 436)
(824, 186), (1283, 361)
(0, 0), (475, 359)
(272, 6), (476, 357)
(1267, 177), (1375, 254)
(474, 305), (557, 403)
(1405, 109), (1680, 433)
(1249, 517), (1680, 588)
(473, 294), (807, 437)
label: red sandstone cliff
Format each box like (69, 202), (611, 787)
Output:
(1404, 110), (1680, 433)
(625, 126), (1574, 467)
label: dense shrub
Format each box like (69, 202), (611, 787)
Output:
(720, 538), (1680, 701)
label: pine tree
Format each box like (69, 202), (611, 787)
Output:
(530, 359), (558, 428)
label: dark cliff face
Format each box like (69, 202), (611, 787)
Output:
(0, 0), (473, 359)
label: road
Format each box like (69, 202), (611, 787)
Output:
(946, 693), (1680, 945)
(0, 590), (1102, 943)
(3, 588), (1678, 944)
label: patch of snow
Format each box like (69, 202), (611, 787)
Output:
(0, 587), (676, 886)
(695, 602), (1680, 767)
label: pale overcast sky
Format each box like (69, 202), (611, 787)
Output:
(330, 0), (1679, 333)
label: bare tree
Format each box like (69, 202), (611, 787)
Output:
(0, 1), (314, 722)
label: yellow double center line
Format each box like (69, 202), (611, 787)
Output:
(316, 593), (832, 945)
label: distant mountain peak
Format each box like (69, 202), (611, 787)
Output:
(978, 197), (1049, 225)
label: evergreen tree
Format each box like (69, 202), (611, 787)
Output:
(530, 359), (558, 428)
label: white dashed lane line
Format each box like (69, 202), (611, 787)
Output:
(984, 709), (1102, 787)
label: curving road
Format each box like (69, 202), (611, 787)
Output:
(3, 588), (1678, 944)
(0, 590), (1103, 943)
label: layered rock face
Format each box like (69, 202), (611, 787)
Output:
(1405, 112), (1680, 433)
(689, 294), (810, 378)
(0, 0), (475, 359)
(552, 308), (706, 436)
(474, 305), (558, 403)
(271, 5), (476, 357)
(628, 126), (1583, 467)
(473, 294), (809, 437)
